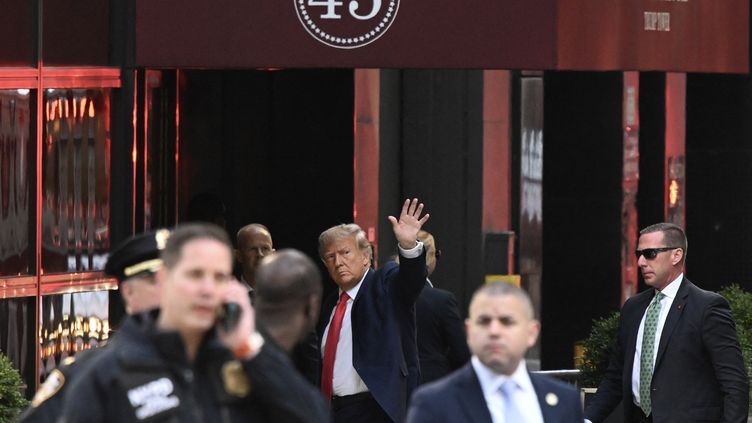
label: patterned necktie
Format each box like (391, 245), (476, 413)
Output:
(639, 292), (665, 416)
(500, 380), (524, 423)
(321, 291), (350, 400)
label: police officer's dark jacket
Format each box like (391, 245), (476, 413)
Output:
(18, 342), (102, 422)
(58, 310), (328, 423)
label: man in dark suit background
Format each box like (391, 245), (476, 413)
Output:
(317, 198), (429, 423)
(414, 230), (470, 384)
(407, 281), (583, 423)
(585, 223), (749, 423)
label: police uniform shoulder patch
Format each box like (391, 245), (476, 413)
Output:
(31, 369), (65, 407)
(221, 360), (251, 397)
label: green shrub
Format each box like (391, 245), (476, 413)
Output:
(580, 284), (752, 407)
(0, 352), (27, 423)
(719, 284), (752, 408)
(579, 311), (621, 388)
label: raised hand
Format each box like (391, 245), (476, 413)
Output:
(387, 198), (430, 250)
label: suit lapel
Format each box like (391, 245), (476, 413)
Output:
(530, 373), (558, 422)
(654, 278), (689, 369)
(459, 365), (494, 423)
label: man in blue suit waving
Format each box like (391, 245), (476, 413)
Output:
(407, 282), (583, 423)
(318, 198), (430, 423)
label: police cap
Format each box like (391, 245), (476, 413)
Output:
(104, 229), (171, 283)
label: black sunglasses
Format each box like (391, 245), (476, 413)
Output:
(634, 247), (679, 260)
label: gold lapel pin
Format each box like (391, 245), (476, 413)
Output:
(545, 393), (559, 406)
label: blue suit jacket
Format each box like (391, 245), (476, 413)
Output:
(407, 362), (583, 423)
(317, 253), (426, 423)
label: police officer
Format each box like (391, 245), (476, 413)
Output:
(58, 223), (328, 423)
(18, 229), (171, 423)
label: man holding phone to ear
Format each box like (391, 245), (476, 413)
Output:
(59, 223), (329, 423)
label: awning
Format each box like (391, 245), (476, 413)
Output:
(136, 0), (748, 73)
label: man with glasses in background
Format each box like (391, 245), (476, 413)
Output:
(585, 223), (748, 423)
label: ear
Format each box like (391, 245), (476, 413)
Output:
(120, 283), (135, 314)
(306, 295), (321, 322)
(671, 248), (684, 266)
(234, 249), (242, 263)
(527, 319), (541, 348)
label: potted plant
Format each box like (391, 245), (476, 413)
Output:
(0, 352), (27, 423)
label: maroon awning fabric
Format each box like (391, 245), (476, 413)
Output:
(136, 0), (748, 73)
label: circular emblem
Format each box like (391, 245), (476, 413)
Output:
(294, 0), (399, 49)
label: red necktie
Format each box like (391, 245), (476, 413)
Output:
(321, 291), (350, 400)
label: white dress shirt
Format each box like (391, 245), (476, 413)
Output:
(471, 356), (544, 423)
(630, 273), (683, 406)
(321, 241), (424, 396)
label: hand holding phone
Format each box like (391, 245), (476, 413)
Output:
(217, 279), (258, 357)
(217, 302), (242, 333)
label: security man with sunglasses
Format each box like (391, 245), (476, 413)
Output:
(585, 223), (749, 423)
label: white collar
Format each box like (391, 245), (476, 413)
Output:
(339, 268), (370, 300)
(471, 356), (535, 397)
(657, 273), (683, 299)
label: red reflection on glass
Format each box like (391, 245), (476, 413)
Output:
(41, 89), (111, 273)
(0, 90), (32, 275)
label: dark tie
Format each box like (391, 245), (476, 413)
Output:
(639, 292), (665, 416)
(321, 291), (350, 400)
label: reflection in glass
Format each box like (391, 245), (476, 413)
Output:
(42, 89), (111, 273)
(39, 291), (109, 382)
(1, 297), (36, 397)
(0, 90), (32, 276)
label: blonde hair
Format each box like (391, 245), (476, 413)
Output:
(318, 223), (372, 261)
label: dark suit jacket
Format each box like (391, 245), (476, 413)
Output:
(317, 253), (426, 423)
(407, 362), (583, 423)
(415, 282), (470, 385)
(585, 278), (749, 423)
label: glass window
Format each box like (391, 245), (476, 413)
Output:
(39, 291), (109, 382)
(0, 296), (36, 397)
(0, 89), (33, 276)
(42, 89), (111, 274)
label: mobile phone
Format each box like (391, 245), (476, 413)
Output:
(217, 302), (242, 332)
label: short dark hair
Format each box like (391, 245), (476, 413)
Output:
(255, 249), (322, 322)
(161, 223), (232, 268)
(640, 222), (688, 260)
(470, 282), (536, 319)
(256, 249), (321, 302)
